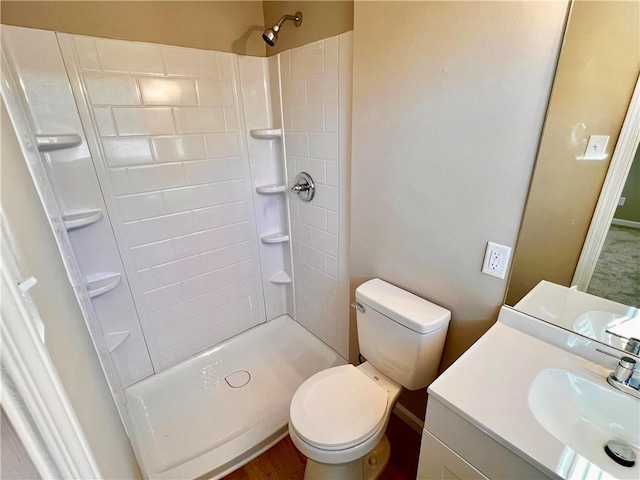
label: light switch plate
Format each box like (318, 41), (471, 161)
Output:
(582, 135), (609, 160)
(482, 242), (512, 279)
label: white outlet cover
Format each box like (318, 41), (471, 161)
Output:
(582, 135), (609, 161)
(482, 242), (512, 279)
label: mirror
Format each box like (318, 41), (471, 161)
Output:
(586, 148), (639, 307)
(505, 0), (640, 355)
(514, 281), (640, 356)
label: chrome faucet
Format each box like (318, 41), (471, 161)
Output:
(624, 337), (640, 356)
(598, 349), (640, 399)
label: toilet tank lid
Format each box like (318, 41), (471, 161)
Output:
(355, 279), (451, 334)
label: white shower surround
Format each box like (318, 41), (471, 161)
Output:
(62, 34), (269, 374)
(282, 34), (353, 358)
(61, 32), (352, 374)
(2, 24), (352, 479)
(1, 26), (154, 390)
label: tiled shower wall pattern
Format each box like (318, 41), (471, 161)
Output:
(281, 33), (352, 357)
(69, 35), (266, 371)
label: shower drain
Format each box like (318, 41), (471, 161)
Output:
(225, 370), (251, 388)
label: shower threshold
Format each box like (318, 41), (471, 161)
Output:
(124, 315), (344, 479)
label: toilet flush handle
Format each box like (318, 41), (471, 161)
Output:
(351, 302), (365, 313)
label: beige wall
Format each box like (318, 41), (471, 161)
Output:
(350, 0), (568, 419)
(506, 0), (640, 306)
(1, 102), (142, 480)
(262, 1), (353, 55)
(0, 1), (266, 56)
(0, 1), (354, 57)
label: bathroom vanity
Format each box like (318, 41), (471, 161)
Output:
(419, 397), (552, 480)
(418, 301), (639, 480)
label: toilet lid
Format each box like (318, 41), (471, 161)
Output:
(290, 365), (388, 450)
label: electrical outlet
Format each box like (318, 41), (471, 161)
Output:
(619, 196), (626, 207)
(482, 242), (512, 279)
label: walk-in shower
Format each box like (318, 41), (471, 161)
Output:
(2, 22), (352, 479)
(262, 11), (303, 46)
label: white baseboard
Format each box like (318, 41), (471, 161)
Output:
(611, 218), (640, 229)
(393, 403), (424, 433)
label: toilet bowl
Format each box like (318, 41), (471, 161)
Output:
(289, 363), (401, 480)
(288, 279), (451, 480)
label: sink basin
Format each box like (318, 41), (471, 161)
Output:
(428, 307), (640, 480)
(529, 368), (639, 473)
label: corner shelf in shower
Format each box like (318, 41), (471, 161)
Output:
(260, 232), (290, 244)
(270, 271), (292, 284)
(249, 128), (282, 139)
(85, 272), (122, 299)
(255, 184), (286, 194)
(104, 331), (130, 353)
(35, 133), (82, 151)
(62, 208), (104, 231)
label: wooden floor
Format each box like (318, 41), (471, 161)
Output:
(224, 412), (421, 480)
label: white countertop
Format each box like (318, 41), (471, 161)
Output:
(428, 314), (640, 480)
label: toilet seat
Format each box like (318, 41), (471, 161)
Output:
(290, 364), (388, 451)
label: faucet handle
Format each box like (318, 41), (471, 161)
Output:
(613, 357), (636, 383)
(596, 348), (637, 383)
(625, 337), (640, 355)
(601, 351), (640, 398)
(290, 172), (315, 202)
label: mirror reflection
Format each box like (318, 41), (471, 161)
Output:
(506, 0), (640, 355)
(515, 281), (640, 357)
(587, 148), (640, 307)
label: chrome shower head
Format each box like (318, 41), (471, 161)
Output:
(262, 27), (278, 47)
(262, 11), (303, 46)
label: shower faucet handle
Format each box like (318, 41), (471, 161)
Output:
(291, 172), (315, 202)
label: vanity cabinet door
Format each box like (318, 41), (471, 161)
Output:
(417, 430), (489, 480)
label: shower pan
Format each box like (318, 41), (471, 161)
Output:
(2, 23), (352, 479)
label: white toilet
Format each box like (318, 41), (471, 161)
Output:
(289, 278), (451, 480)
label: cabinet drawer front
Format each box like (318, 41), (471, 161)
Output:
(418, 430), (488, 480)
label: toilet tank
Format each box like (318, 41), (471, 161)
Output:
(355, 279), (451, 390)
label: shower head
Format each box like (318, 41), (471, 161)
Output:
(262, 27), (278, 47)
(262, 11), (303, 46)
